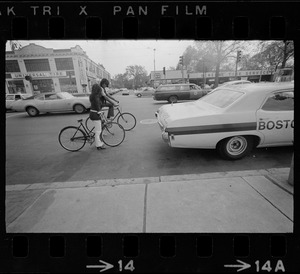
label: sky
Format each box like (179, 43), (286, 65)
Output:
(6, 40), (195, 77)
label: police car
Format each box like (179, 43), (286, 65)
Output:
(155, 82), (294, 160)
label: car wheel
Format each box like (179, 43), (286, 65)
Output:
(74, 104), (86, 114)
(217, 136), (253, 160)
(137, 93), (142, 97)
(26, 106), (39, 117)
(168, 95), (178, 103)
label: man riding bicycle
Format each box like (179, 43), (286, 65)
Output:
(99, 78), (119, 120)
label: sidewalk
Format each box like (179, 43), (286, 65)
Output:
(5, 168), (293, 233)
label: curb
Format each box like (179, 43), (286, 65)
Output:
(6, 168), (291, 192)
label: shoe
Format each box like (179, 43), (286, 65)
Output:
(97, 145), (106, 150)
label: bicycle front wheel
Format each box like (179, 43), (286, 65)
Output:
(101, 122), (125, 147)
(58, 126), (87, 152)
(85, 117), (94, 132)
(117, 112), (136, 131)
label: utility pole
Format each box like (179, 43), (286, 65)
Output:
(179, 56), (184, 83)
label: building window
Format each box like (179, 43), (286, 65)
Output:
(7, 80), (26, 93)
(31, 79), (54, 93)
(59, 78), (77, 93)
(55, 58), (74, 70)
(6, 60), (20, 72)
(24, 59), (51, 72)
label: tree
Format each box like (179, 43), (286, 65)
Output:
(240, 41), (294, 72)
(9, 41), (22, 51)
(198, 41), (245, 87)
(125, 65), (148, 89)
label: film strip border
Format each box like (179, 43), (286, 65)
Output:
(1, 0), (299, 273)
(2, 234), (297, 272)
(0, 1), (299, 39)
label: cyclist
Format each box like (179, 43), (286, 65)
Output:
(99, 78), (119, 120)
(89, 83), (106, 150)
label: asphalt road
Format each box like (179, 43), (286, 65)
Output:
(5, 92), (293, 185)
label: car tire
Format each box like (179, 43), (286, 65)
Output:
(137, 93), (142, 97)
(217, 135), (254, 160)
(74, 104), (86, 114)
(168, 95), (178, 103)
(26, 106), (39, 117)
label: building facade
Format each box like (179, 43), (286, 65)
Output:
(150, 68), (276, 87)
(5, 43), (111, 95)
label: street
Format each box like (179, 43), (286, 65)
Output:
(6, 93), (293, 186)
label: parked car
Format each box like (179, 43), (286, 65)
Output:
(71, 92), (91, 97)
(155, 82), (294, 160)
(153, 83), (210, 103)
(121, 88), (130, 95)
(134, 87), (155, 97)
(11, 92), (91, 117)
(6, 93), (31, 111)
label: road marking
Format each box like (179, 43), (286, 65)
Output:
(140, 119), (157, 124)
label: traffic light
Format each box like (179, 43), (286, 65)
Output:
(237, 50), (242, 62)
(25, 75), (32, 82)
(179, 56), (183, 65)
(163, 67), (166, 75)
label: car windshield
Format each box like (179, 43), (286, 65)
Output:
(198, 88), (244, 108)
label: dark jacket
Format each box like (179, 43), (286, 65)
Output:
(89, 89), (105, 120)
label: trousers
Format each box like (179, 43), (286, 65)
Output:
(92, 119), (104, 147)
(102, 101), (114, 118)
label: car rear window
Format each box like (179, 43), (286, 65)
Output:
(199, 89), (244, 108)
(157, 86), (177, 91)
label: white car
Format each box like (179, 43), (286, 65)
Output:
(6, 94), (31, 111)
(11, 92), (91, 117)
(121, 88), (130, 95)
(155, 82), (294, 160)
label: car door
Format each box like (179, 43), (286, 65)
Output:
(178, 85), (190, 100)
(45, 93), (70, 111)
(190, 84), (204, 100)
(6, 95), (16, 109)
(256, 89), (294, 146)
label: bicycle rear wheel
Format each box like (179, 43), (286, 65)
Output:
(117, 112), (136, 131)
(58, 126), (87, 152)
(101, 122), (125, 147)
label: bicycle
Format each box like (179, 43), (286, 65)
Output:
(58, 111), (125, 152)
(85, 105), (136, 132)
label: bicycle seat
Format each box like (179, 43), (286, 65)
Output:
(77, 119), (83, 123)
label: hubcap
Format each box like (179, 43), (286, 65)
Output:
(226, 136), (247, 156)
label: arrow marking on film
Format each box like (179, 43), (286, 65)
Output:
(224, 260), (251, 272)
(86, 260), (114, 272)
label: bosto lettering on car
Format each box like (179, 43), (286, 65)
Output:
(155, 82), (294, 160)
(153, 83), (210, 103)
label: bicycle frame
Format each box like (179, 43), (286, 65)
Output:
(69, 121), (93, 144)
(100, 105), (122, 123)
